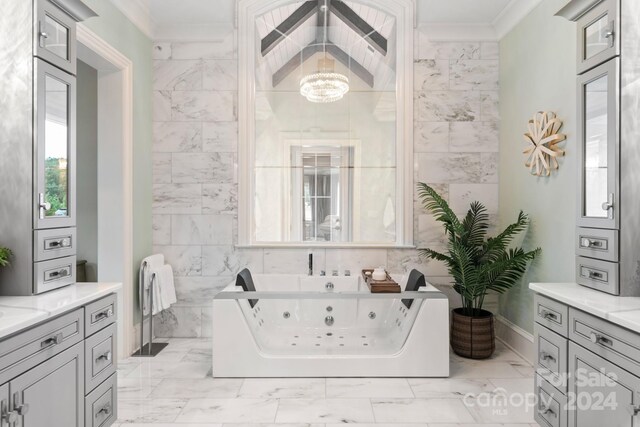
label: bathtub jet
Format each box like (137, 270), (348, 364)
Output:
(211, 269), (450, 377)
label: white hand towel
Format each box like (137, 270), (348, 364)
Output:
(140, 254), (165, 315)
(157, 264), (177, 310)
(151, 272), (163, 315)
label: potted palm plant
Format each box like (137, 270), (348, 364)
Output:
(418, 183), (540, 359)
(0, 246), (12, 269)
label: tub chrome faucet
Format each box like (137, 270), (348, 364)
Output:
(325, 282), (334, 291)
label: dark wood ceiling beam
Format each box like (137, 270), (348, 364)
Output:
(329, 1), (387, 56)
(272, 43), (322, 87)
(261, 1), (318, 57)
(325, 42), (374, 87)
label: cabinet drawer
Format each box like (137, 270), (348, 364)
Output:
(576, 256), (619, 295)
(34, 227), (76, 262)
(33, 255), (76, 294)
(0, 308), (83, 385)
(575, 227), (618, 262)
(535, 294), (569, 337)
(85, 373), (117, 427)
(569, 308), (640, 376)
(85, 294), (117, 337)
(535, 375), (568, 427)
(535, 323), (568, 392)
(85, 324), (116, 393)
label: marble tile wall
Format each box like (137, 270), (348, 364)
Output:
(151, 29), (500, 337)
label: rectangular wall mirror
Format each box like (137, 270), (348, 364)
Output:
(238, 0), (414, 247)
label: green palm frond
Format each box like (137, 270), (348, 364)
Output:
(0, 247), (13, 268)
(417, 183), (540, 313)
(417, 183), (463, 236)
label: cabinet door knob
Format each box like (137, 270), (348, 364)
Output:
(38, 193), (51, 219)
(628, 404), (640, 416)
(601, 193), (615, 220)
(603, 21), (615, 47)
(15, 404), (28, 416)
(1, 410), (17, 424)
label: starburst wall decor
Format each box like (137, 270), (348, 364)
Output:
(523, 111), (566, 176)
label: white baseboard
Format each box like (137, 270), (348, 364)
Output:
(495, 315), (534, 365)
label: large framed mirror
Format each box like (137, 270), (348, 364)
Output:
(238, 0), (414, 247)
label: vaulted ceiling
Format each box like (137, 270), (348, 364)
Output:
(255, 1), (395, 89)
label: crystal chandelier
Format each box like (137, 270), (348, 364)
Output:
(299, 0), (349, 103)
(300, 59), (349, 103)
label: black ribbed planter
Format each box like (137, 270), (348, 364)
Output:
(450, 308), (495, 359)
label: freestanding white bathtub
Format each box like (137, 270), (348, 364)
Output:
(212, 273), (449, 377)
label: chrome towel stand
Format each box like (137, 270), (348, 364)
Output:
(132, 260), (168, 357)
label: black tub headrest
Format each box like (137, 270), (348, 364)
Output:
(236, 268), (258, 308)
(402, 269), (426, 309)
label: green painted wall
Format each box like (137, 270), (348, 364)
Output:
(498, 0), (577, 333)
(81, 0), (153, 317)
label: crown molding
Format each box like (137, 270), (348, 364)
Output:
(419, 23), (498, 41)
(109, 0), (152, 39)
(492, 0), (543, 40)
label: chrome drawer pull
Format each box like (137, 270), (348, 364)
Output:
(40, 332), (63, 349)
(96, 403), (112, 418)
(46, 238), (71, 249)
(94, 308), (114, 322)
(540, 352), (556, 363)
(588, 270), (604, 280)
(539, 406), (557, 418)
(581, 237), (603, 248)
(540, 310), (558, 321)
(590, 332), (613, 346)
(95, 351), (112, 363)
(46, 268), (70, 281)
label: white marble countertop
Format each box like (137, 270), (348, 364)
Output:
(0, 282), (122, 339)
(530, 282), (640, 333)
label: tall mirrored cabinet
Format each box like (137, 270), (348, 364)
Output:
(0, 0), (96, 295)
(557, 0), (640, 297)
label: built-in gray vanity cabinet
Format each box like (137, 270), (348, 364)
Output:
(0, 0), (96, 296)
(533, 292), (640, 427)
(556, 0), (640, 297)
(0, 292), (117, 427)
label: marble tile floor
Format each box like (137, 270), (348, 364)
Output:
(114, 338), (538, 426)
